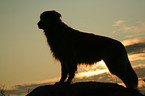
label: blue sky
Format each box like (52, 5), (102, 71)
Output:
(0, 1), (145, 95)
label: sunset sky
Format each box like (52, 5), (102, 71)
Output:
(0, 0), (145, 95)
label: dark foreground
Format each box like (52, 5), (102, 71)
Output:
(26, 82), (144, 96)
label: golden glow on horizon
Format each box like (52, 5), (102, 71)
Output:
(76, 69), (109, 78)
(76, 60), (109, 78)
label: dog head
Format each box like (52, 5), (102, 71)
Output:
(37, 10), (61, 30)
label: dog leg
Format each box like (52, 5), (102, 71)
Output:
(66, 64), (77, 84)
(55, 63), (68, 85)
(60, 64), (68, 83)
(104, 55), (138, 89)
(120, 66), (138, 89)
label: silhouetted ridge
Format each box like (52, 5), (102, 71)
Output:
(26, 82), (144, 96)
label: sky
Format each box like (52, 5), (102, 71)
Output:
(0, 0), (145, 95)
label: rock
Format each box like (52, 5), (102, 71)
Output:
(26, 81), (144, 96)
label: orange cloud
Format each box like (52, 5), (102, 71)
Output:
(122, 37), (145, 61)
(133, 64), (145, 68)
(122, 37), (145, 46)
(112, 21), (145, 38)
(112, 20), (125, 26)
(128, 53), (145, 61)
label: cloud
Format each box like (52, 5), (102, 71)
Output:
(133, 64), (145, 78)
(6, 83), (47, 96)
(76, 69), (109, 78)
(112, 21), (145, 38)
(122, 37), (145, 61)
(131, 22), (145, 33)
(6, 78), (58, 96)
(126, 33), (145, 38)
(128, 53), (145, 61)
(112, 20), (125, 26)
(133, 64), (145, 69)
(126, 43), (145, 54)
(76, 60), (109, 78)
(122, 37), (145, 46)
(77, 64), (145, 88)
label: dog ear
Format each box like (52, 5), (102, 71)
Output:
(41, 10), (62, 19)
(51, 10), (61, 19)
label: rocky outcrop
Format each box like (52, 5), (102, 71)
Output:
(26, 82), (144, 96)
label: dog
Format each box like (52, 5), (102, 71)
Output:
(37, 10), (138, 89)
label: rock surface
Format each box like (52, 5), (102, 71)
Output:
(26, 82), (144, 96)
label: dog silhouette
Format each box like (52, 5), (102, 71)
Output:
(37, 10), (138, 89)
